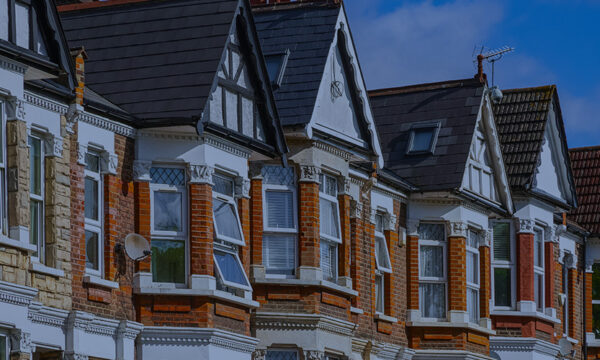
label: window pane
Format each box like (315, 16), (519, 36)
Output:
(0, 0), (8, 41)
(534, 230), (543, 267)
(85, 177), (99, 221)
(375, 274), (384, 313)
(594, 304), (600, 339)
(418, 223), (445, 241)
(85, 153), (100, 172)
(419, 283), (445, 318)
(214, 251), (248, 287)
(535, 273), (543, 311)
(493, 222), (511, 261)
(150, 167), (185, 186)
(266, 191), (294, 229)
(85, 230), (99, 271)
(467, 251), (478, 284)
(470, 166), (481, 194)
(15, 3), (30, 48)
(593, 264), (600, 300)
(467, 230), (481, 248)
(0, 335), (5, 360)
(265, 55), (285, 84)
(29, 200), (42, 259)
(319, 198), (339, 239)
(262, 166), (294, 186)
(154, 192), (182, 232)
(263, 234), (295, 275)
(375, 236), (391, 270)
(151, 240), (185, 283)
(266, 350), (297, 360)
(375, 214), (384, 233)
(420, 245), (443, 278)
(320, 240), (336, 281)
(213, 174), (234, 196)
(482, 171), (491, 198)
(467, 288), (479, 323)
(319, 174), (337, 197)
(494, 268), (511, 307)
(411, 128), (434, 152)
(29, 136), (42, 196)
(213, 198), (242, 241)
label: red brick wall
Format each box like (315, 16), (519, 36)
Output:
(517, 232), (535, 302)
(449, 236), (466, 312)
(70, 130), (136, 320)
(338, 193), (351, 278)
(299, 181), (319, 268)
(479, 245), (490, 319)
(407, 234), (419, 311)
(189, 183), (213, 276)
(250, 178), (263, 266)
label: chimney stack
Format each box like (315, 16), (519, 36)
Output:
(70, 47), (87, 106)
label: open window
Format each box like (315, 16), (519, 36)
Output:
(406, 121), (441, 154)
(264, 49), (290, 88)
(212, 173), (245, 246)
(319, 173), (341, 282)
(213, 246), (251, 291)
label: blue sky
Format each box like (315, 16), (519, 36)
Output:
(345, 0), (600, 148)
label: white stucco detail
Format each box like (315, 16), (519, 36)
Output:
(512, 198), (555, 230)
(490, 337), (560, 360)
(408, 197), (491, 232)
(534, 123), (565, 201)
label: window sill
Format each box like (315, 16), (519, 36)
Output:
(83, 275), (119, 289)
(406, 320), (496, 335)
(0, 236), (37, 253)
(252, 278), (358, 297)
(375, 313), (397, 323)
(134, 286), (259, 308)
(350, 307), (363, 315)
(490, 310), (560, 324)
(30, 262), (64, 278)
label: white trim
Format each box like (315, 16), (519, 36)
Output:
(83, 275), (119, 290)
(0, 280), (37, 306)
(133, 286), (259, 308)
(466, 229), (480, 325)
(252, 278), (357, 297)
(418, 222), (447, 321)
(84, 151), (103, 278)
(29, 262), (64, 277)
(374, 313), (397, 323)
(489, 310), (560, 324)
(407, 320), (495, 335)
(253, 312), (356, 337)
(0, 235), (36, 252)
(139, 327), (258, 353)
(533, 227), (545, 313)
(490, 220), (517, 310)
(213, 247), (251, 292)
(28, 132), (45, 264)
(413, 349), (493, 360)
(490, 336), (559, 357)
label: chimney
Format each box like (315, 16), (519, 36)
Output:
(475, 54), (487, 84)
(70, 47), (87, 106)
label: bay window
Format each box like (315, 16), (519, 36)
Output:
(593, 263), (600, 338)
(212, 173), (250, 293)
(29, 134), (44, 263)
(84, 152), (102, 276)
(319, 173), (341, 282)
(492, 221), (514, 309)
(418, 223), (446, 319)
(375, 213), (392, 314)
(467, 229), (481, 323)
(150, 166), (187, 284)
(262, 165), (297, 277)
(534, 228), (545, 312)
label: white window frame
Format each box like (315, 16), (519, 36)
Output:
(212, 173), (245, 246)
(149, 165), (188, 286)
(262, 166), (297, 278)
(466, 128), (497, 202)
(319, 173), (341, 283)
(418, 222), (447, 321)
(491, 220), (517, 310)
(374, 213), (392, 274)
(406, 121), (441, 154)
(29, 133), (44, 264)
(562, 258), (569, 337)
(84, 150), (103, 277)
(265, 349), (298, 360)
(0, 100), (7, 236)
(466, 229), (481, 324)
(213, 244), (251, 292)
(534, 227), (545, 313)
(592, 263), (600, 338)
(0, 332), (7, 360)
(374, 212), (392, 315)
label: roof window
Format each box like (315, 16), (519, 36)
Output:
(406, 121), (441, 154)
(265, 49), (290, 88)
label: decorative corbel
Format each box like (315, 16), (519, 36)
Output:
(350, 200), (363, 219)
(188, 164), (214, 185)
(6, 97), (25, 122)
(133, 160), (152, 182)
(65, 103), (83, 135)
(407, 219), (419, 237)
(447, 221), (468, 238)
(101, 152), (118, 175)
(299, 165), (320, 183)
(249, 162), (264, 180)
(514, 218), (534, 234)
(10, 329), (31, 354)
(235, 177), (251, 199)
(44, 135), (64, 158)
(77, 143), (88, 166)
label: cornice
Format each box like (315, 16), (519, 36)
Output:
(0, 281), (37, 307)
(27, 302), (68, 328)
(79, 112), (136, 138)
(139, 327), (258, 353)
(490, 337), (559, 357)
(137, 131), (251, 159)
(0, 55), (27, 74)
(23, 91), (68, 114)
(372, 184), (404, 202)
(253, 312), (356, 337)
(312, 141), (353, 161)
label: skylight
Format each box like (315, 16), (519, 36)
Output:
(406, 121), (441, 154)
(264, 50), (290, 88)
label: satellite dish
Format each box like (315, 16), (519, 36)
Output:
(558, 337), (572, 356)
(564, 253), (574, 269)
(124, 233), (151, 261)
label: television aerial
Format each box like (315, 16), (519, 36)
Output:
(474, 45), (514, 103)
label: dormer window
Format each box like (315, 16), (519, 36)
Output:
(3, 0), (48, 56)
(406, 122), (441, 154)
(265, 50), (290, 88)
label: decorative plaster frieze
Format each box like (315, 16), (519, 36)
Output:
(447, 221), (467, 238)
(77, 144), (87, 166)
(65, 103), (82, 135)
(303, 350), (324, 360)
(188, 164), (214, 185)
(252, 349), (267, 360)
(312, 141), (352, 161)
(0, 281), (36, 306)
(23, 92), (69, 115)
(10, 330), (31, 353)
(101, 152), (118, 175)
(133, 160), (152, 182)
(79, 112), (136, 138)
(515, 218), (534, 234)
(0, 56), (27, 74)
(139, 328), (257, 354)
(299, 165), (320, 183)
(235, 178), (251, 199)
(490, 337), (559, 357)
(407, 219), (419, 236)
(372, 186), (405, 202)
(204, 134), (251, 159)
(117, 320), (144, 340)
(6, 97), (25, 122)
(253, 312), (356, 337)
(63, 352), (89, 360)
(45, 135), (64, 158)
(27, 302), (69, 328)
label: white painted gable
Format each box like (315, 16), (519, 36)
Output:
(533, 101), (571, 203)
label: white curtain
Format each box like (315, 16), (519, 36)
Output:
(420, 245), (443, 278)
(419, 283), (445, 318)
(320, 198), (339, 239)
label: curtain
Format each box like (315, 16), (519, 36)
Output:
(420, 245), (443, 278)
(419, 283), (445, 318)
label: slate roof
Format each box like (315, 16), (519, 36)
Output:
(253, 2), (340, 127)
(59, 0), (239, 123)
(369, 78), (484, 191)
(569, 146), (600, 235)
(492, 85), (556, 189)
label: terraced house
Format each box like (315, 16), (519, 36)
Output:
(0, 0), (596, 359)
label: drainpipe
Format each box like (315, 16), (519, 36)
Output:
(584, 233), (588, 360)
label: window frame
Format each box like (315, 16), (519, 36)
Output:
(265, 349), (298, 360)
(465, 126), (497, 202)
(491, 220), (517, 310)
(406, 121), (441, 155)
(213, 245), (251, 292)
(374, 213), (392, 274)
(375, 270), (385, 314)
(0, 100), (7, 236)
(264, 49), (290, 88)
(533, 227), (545, 313)
(592, 263), (600, 338)
(83, 150), (103, 277)
(149, 165), (188, 286)
(418, 222), (447, 321)
(28, 132), (44, 264)
(212, 173), (245, 246)
(562, 255), (570, 337)
(0, 332), (7, 360)
(466, 229), (481, 324)
(262, 165), (298, 278)
(319, 173), (341, 283)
